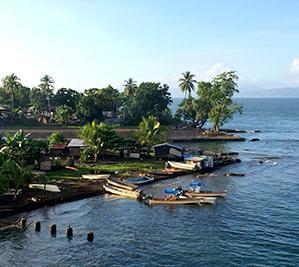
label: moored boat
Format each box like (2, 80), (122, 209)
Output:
(29, 184), (61, 192)
(166, 161), (200, 171)
(103, 184), (142, 199)
(106, 177), (138, 191)
(182, 182), (228, 198)
(146, 196), (216, 205)
(124, 176), (155, 185)
(82, 174), (111, 180)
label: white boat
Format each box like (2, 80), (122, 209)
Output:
(29, 184), (61, 192)
(106, 177), (138, 191)
(124, 176), (155, 185)
(184, 191), (228, 198)
(82, 174), (111, 180)
(103, 184), (142, 199)
(167, 161), (200, 171)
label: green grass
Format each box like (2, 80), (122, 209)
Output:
(43, 160), (164, 180)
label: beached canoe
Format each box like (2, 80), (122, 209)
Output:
(106, 177), (138, 191)
(29, 184), (61, 193)
(103, 184), (142, 199)
(146, 197), (215, 205)
(167, 161), (200, 171)
(124, 176), (155, 185)
(82, 174), (111, 180)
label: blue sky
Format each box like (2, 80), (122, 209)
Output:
(0, 0), (299, 96)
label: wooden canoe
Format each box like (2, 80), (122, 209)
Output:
(82, 174), (111, 180)
(103, 184), (142, 199)
(167, 161), (200, 171)
(147, 196), (216, 205)
(124, 176), (155, 185)
(106, 177), (138, 191)
(29, 184), (61, 192)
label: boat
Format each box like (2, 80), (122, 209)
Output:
(124, 176), (155, 185)
(166, 161), (200, 171)
(106, 177), (138, 191)
(29, 184), (61, 192)
(182, 182), (228, 198)
(146, 196), (216, 205)
(82, 174), (111, 180)
(103, 184), (142, 199)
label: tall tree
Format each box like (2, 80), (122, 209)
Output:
(178, 71), (196, 97)
(207, 71), (242, 131)
(55, 105), (73, 125)
(125, 82), (173, 125)
(123, 78), (137, 97)
(1, 73), (21, 112)
(39, 75), (55, 115)
(54, 88), (81, 111)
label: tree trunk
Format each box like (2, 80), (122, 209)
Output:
(47, 96), (51, 122)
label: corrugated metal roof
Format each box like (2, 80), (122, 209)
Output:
(67, 138), (86, 147)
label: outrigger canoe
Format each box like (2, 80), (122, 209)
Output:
(106, 177), (138, 191)
(82, 174), (111, 180)
(146, 196), (216, 205)
(103, 184), (142, 199)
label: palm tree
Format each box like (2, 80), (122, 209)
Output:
(80, 121), (119, 162)
(1, 73), (21, 113)
(178, 71), (196, 98)
(136, 115), (164, 156)
(39, 75), (55, 115)
(123, 78), (137, 97)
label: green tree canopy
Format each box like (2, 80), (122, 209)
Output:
(123, 78), (137, 97)
(125, 82), (173, 125)
(55, 105), (73, 125)
(54, 88), (81, 111)
(39, 74), (55, 114)
(48, 132), (66, 147)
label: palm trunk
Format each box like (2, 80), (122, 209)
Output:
(47, 96), (51, 123)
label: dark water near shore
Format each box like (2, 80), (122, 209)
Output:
(1, 99), (299, 266)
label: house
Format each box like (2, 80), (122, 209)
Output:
(153, 143), (184, 160)
(50, 143), (68, 157)
(67, 138), (87, 159)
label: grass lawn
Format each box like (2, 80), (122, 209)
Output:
(43, 160), (164, 180)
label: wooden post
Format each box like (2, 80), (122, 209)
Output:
(20, 218), (27, 228)
(87, 232), (94, 242)
(34, 221), (41, 232)
(50, 224), (57, 235)
(66, 225), (73, 238)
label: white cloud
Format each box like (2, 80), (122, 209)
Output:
(203, 63), (231, 81)
(289, 58), (299, 74)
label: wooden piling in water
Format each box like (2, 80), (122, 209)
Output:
(87, 232), (94, 242)
(66, 225), (73, 238)
(34, 221), (41, 232)
(50, 224), (57, 235)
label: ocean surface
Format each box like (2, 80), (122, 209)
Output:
(1, 98), (299, 267)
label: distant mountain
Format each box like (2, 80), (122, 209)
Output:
(237, 86), (299, 98)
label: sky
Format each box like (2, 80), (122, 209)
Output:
(0, 0), (299, 97)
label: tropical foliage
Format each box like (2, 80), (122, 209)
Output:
(79, 121), (120, 161)
(48, 132), (66, 148)
(178, 71), (196, 97)
(136, 115), (165, 155)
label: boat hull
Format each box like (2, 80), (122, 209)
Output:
(147, 197), (215, 205)
(167, 161), (199, 171)
(82, 174), (111, 180)
(184, 190), (228, 198)
(103, 184), (142, 199)
(106, 178), (138, 191)
(124, 176), (155, 185)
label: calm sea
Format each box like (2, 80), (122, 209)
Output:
(0, 99), (299, 267)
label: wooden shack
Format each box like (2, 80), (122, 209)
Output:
(67, 138), (87, 159)
(50, 143), (67, 157)
(153, 143), (184, 160)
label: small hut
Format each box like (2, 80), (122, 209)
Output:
(50, 143), (68, 157)
(153, 143), (184, 160)
(67, 138), (87, 159)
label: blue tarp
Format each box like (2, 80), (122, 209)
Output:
(190, 182), (204, 187)
(164, 188), (179, 194)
